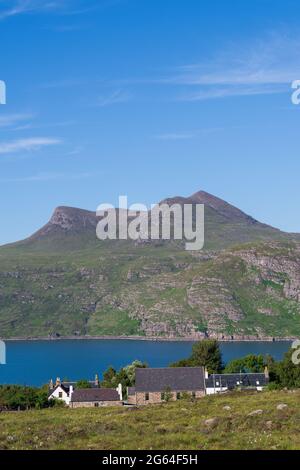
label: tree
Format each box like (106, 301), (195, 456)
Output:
(271, 348), (300, 388)
(170, 359), (192, 368)
(101, 360), (147, 397)
(122, 360), (147, 384)
(162, 387), (172, 402)
(0, 385), (52, 410)
(170, 340), (223, 373)
(101, 367), (118, 388)
(190, 340), (223, 373)
(35, 385), (49, 409)
(224, 354), (265, 373)
(76, 379), (91, 389)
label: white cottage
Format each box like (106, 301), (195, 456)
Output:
(48, 378), (75, 405)
(48, 376), (123, 407)
(205, 368), (269, 395)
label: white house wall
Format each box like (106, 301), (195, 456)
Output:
(49, 387), (70, 405)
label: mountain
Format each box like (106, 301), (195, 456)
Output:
(0, 190), (299, 340)
(163, 190), (259, 223)
(10, 206), (99, 252)
(7, 190), (296, 252)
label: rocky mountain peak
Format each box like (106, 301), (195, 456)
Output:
(189, 190), (258, 223)
(49, 206), (97, 231)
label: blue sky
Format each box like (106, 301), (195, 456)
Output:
(1, 0), (300, 244)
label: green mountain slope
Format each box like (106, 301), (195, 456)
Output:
(0, 191), (299, 339)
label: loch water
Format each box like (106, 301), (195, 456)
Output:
(0, 339), (292, 386)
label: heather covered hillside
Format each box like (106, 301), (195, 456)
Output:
(0, 390), (300, 450)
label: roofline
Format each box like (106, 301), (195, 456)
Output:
(137, 367), (204, 371)
(136, 387), (204, 392)
(61, 380), (96, 384)
(209, 373), (266, 376)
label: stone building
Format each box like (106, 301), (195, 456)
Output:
(70, 388), (123, 408)
(205, 368), (269, 394)
(48, 375), (123, 407)
(127, 367), (206, 405)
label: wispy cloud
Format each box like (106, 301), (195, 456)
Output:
(12, 119), (75, 131)
(0, 113), (35, 128)
(155, 127), (225, 141)
(0, 171), (94, 182)
(118, 33), (300, 102)
(0, 0), (120, 20)
(166, 34), (300, 101)
(95, 89), (131, 107)
(0, 137), (61, 155)
(155, 132), (195, 141)
(177, 84), (287, 102)
(66, 146), (83, 156)
(0, 0), (63, 20)
(0, 113), (73, 132)
(40, 77), (90, 89)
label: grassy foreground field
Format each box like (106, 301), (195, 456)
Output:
(0, 390), (300, 450)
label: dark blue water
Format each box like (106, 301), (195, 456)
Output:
(0, 340), (292, 386)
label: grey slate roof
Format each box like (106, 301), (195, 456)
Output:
(205, 373), (268, 389)
(71, 388), (120, 402)
(135, 367), (205, 392)
(48, 383), (70, 398)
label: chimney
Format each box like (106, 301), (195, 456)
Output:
(264, 366), (269, 380)
(116, 383), (123, 401)
(95, 373), (99, 387)
(69, 385), (74, 400)
(204, 367), (209, 379)
(49, 379), (54, 390)
(55, 377), (61, 387)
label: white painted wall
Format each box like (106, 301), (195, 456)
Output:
(116, 383), (123, 401)
(206, 385), (263, 395)
(48, 386), (71, 405)
(206, 387), (228, 395)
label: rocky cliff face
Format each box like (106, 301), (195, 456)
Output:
(237, 244), (300, 302)
(0, 240), (300, 339)
(86, 241), (300, 339)
(29, 206), (99, 239)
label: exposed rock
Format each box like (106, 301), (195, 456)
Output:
(204, 417), (218, 428)
(277, 404), (288, 411)
(248, 409), (264, 416)
(187, 276), (244, 333)
(238, 247), (300, 302)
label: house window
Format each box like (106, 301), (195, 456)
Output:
(94, 403), (99, 407)
(145, 393), (149, 401)
(176, 392), (181, 400)
(192, 392), (196, 399)
(58, 392), (63, 398)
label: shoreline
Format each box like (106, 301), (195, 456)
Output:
(2, 335), (295, 343)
